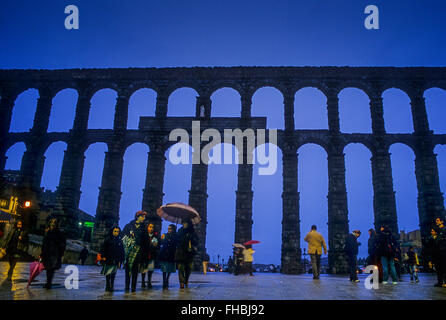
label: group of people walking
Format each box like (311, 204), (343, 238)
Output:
(303, 214), (446, 287)
(1, 217), (66, 289)
(98, 210), (199, 292)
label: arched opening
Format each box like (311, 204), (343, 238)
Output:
(167, 87), (198, 117)
(383, 88), (413, 133)
(9, 89), (39, 133)
(210, 87), (241, 117)
(344, 143), (374, 259)
(294, 87), (328, 130)
(119, 143), (150, 225)
(206, 143), (238, 265)
(390, 143), (418, 233)
(79, 143), (108, 217)
(4, 142), (27, 171)
(40, 142), (67, 191)
(424, 87), (446, 134)
(88, 89), (117, 129)
(252, 143), (282, 265)
(339, 88), (371, 133)
(161, 142), (193, 234)
(298, 144), (328, 261)
(127, 88), (157, 129)
(47, 88), (78, 132)
(252, 86), (284, 130)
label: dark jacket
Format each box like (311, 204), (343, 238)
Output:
(79, 248), (89, 261)
(122, 220), (149, 264)
(425, 235), (441, 263)
(41, 228), (66, 270)
(2, 227), (29, 259)
(345, 233), (359, 256)
(175, 227), (199, 263)
(159, 232), (178, 263)
(100, 231), (125, 266)
(408, 250), (418, 265)
(375, 230), (397, 258)
(368, 234), (376, 257)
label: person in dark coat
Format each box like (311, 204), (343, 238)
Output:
(367, 228), (383, 282)
(233, 247), (244, 276)
(122, 210), (149, 292)
(394, 245), (403, 281)
(140, 222), (160, 288)
(345, 229), (361, 282)
(426, 227), (443, 287)
(434, 216), (446, 287)
(1, 220), (29, 280)
(159, 224), (178, 289)
(407, 246), (419, 283)
(99, 226), (125, 292)
(375, 225), (398, 284)
(79, 246), (89, 265)
(175, 218), (198, 289)
(40, 217), (66, 289)
(227, 256), (234, 274)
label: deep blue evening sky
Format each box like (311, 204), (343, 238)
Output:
(2, 1), (446, 264)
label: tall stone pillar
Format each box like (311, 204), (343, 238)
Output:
(409, 86), (445, 240)
(53, 88), (92, 238)
(155, 89), (169, 118)
(369, 90), (399, 234)
(234, 145), (254, 246)
(0, 88), (19, 172)
(326, 87), (349, 274)
(240, 88), (253, 119)
(281, 139), (303, 274)
(19, 87), (54, 203)
(93, 86), (129, 248)
(189, 151), (209, 270)
(142, 140), (167, 232)
(283, 92), (295, 132)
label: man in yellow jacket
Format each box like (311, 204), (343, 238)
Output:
(304, 225), (327, 280)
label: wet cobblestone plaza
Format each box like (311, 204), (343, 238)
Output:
(1, 262), (446, 300)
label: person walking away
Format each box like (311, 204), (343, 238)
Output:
(141, 222), (159, 288)
(159, 224), (178, 289)
(175, 218), (198, 288)
(407, 246), (419, 283)
(376, 225), (398, 284)
(345, 229), (361, 282)
(122, 210), (149, 292)
(1, 220), (29, 280)
(202, 252), (210, 275)
(435, 216), (446, 287)
(99, 226), (125, 292)
(243, 245), (255, 276)
(40, 217), (66, 289)
(79, 246), (89, 265)
(304, 225), (327, 280)
(367, 228), (383, 282)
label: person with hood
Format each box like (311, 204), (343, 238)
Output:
(1, 220), (29, 280)
(175, 218), (198, 288)
(304, 225), (327, 280)
(375, 225), (398, 284)
(140, 222), (159, 288)
(243, 245), (256, 276)
(40, 217), (66, 289)
(345, 229), (361, 282)
(122, 210), (149, 292)
(99, 226), (125, 292)
(159, 224), (178, 289)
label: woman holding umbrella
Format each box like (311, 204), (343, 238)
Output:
(175, 218), (198, 289)
(41, 217), (66, 289)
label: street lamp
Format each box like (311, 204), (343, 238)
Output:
(24, 201), (31, 208)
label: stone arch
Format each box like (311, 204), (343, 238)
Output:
(79, 142), (109, 217)
(48, 88), (78, 132)
(127, 88), (157, 129)
(252, 86), (284, 129)
(210, 87), (241, 117)
(338, 87), (371, 133)
(167, 87), (199, 117)
(9, 88), (39, 133)
(294, 87), (328, 130)
(424, 87), (446, 134)
(88, 88), (118, 129)
(382, 88), (413, 133)
(434, 144), (446, 209)
(40, 141), (68, 191)
(4, 142), (27, 170)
